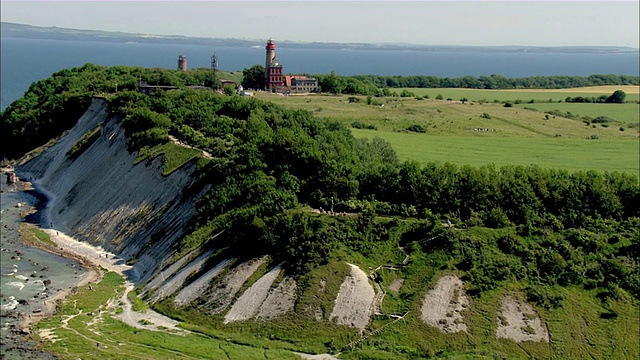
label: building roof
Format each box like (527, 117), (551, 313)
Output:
(284, 75), (316, 87)
(266, 39), (276, 50)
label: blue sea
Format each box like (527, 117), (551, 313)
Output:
(1, 36), (639, 110)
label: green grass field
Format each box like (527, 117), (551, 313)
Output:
(256, 87), (639, 175)
(352, 130), (639, 174)
(395, 86), (640, 103)
(32, 272), (300, 360)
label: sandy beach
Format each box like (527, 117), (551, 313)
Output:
(19, 192), (185, 333)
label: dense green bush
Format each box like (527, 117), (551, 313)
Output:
(406, 124), (427, 133)
(351, 121), (376, 130)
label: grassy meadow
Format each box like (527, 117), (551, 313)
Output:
(255, 86), (639, 175)
(350, 130), (639, 174)
(395, 85), (640, 103)
(32, 272), (301, 360)
(513, 102), (639, 124)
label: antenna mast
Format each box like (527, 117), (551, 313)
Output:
(211, 51), (218, 90)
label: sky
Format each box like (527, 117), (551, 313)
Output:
(1, 1), (639, 48)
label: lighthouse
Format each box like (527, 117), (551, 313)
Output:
(264, 38), (283, 91)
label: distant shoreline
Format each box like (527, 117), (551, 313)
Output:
(2, 21), (638, 54)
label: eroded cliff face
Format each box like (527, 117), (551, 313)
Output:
(17, 98), (201, 283)
(14, 98), (380, 328)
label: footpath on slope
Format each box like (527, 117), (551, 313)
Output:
(17, 176), (185, 334)
(37, 229), (185, 333)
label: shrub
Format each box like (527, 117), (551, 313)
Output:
(348, 96), (360, 103)
(504, 102), (513, 107)
(485, 208), (511, 228)
(480, 113), (492, 119)
(351, 121), (376, 130)
(223, 86), (235, 96)
(592, 116), (615, 123)
(406, 124), (427, 133)
(605, 90), (626, 103)
(435, 94), (444, 100)
(400, 89), (415, 98)
(367, 96), (382, 106)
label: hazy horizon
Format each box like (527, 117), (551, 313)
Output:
(2, 20), (639, 51)
(1, 1), (638, 48)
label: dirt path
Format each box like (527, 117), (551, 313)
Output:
(23, 229), (184, 334)
(296, 353), (341, 360)
(20, 265), (100, 331)
(169, 135), (212, 159)
(115, 284), (185, 333)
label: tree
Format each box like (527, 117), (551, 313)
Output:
(223, 85), (236, 96)
(605, 90), (626, 103)
(242, 65), (265, 90)
(319, 71), (344, 94)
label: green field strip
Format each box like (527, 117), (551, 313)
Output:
(352, 129), (640, 174)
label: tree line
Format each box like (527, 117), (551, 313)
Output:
(350, 73), (639, 90)
(565, 90), (626, 103)
(240, 64), (638, 96)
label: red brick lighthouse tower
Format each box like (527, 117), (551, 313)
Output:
(265, 38), (283, 91)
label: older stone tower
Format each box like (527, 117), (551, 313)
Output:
(264, 38), (283, 91)
(178, 55), (188, 71)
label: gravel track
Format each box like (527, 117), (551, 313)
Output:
(39, 230), (184, 333)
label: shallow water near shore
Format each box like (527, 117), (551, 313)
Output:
(1, 176), (86, 359)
